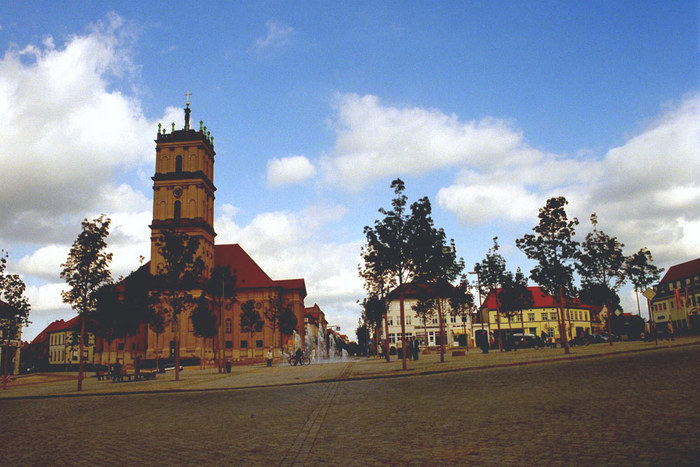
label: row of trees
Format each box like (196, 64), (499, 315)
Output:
(359, 179), (470, 369)
(60, 215), (301, 390)
(359, 183), (664, 363)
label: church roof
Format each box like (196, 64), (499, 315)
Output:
(215, 244), (274, 289)
(215, 244), (306, 296)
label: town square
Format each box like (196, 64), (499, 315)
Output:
(1, 2), (699, 465)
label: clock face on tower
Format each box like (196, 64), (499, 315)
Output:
(173, 187), (183, 199)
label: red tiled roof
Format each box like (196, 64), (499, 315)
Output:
(659, 257), (700, 284)
(215, 244), (274, 289)
(215, 244), (307, 296)
(28, 316), (81, 345)
(274, 279), (307, 297)
(387, 281), (456, 300)
(481, 286), (589, 310)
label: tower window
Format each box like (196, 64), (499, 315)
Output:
(175, 155), (183, 173)
(174, 200), (181, 220)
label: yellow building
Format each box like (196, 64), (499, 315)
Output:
(94, 100), (308, 367)
(479, 287), (592, 345)
(46, 316), (95, 368)
(650, 257), (700, 334)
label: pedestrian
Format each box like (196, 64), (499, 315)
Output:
(266, 348), (273, 367)
(226, 359), (232, 373)
(112, 359), (121, 382)
(667, 320), (674, 341)
(412, 336), (420, 361)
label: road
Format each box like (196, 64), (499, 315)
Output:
(2, 345), (698, 465)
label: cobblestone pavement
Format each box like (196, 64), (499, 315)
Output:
(1, 339), (699, 465)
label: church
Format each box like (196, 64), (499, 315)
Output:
(92, 99), (310, 367)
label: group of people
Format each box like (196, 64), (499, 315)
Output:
(403, 336), (420, 360)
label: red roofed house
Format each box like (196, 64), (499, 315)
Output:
(479, 286), (592, 345)
(649, 257), (700, 334)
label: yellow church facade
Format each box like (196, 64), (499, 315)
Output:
(93, 101), (308, 367)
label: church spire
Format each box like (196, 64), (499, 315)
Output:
(184, 90), (192, 131)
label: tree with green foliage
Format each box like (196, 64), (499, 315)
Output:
(625, 247), (664, 317)
(474, 237), (508, 351)
(359, 184), (400, 362)
(364, 179), (415, 370)
(279, 305), (298, 350)
(498, 268), (534, 341)
(206, 265), (236, 372)
(409, 196), (464, 362)
(190, 294), (218, 366)
(240, 299), (262, 355)
(60, 215), (113, 390)
(360, 295), (386, 357)
(149, 230), (205, 381)
(411, 287), (435, 351)
(449, 275), (475, 351)
(516, 197), (579, 354)
(576, 214), (626, 345)
(263, 290), (284, 353)
(0, 250), (31, 385)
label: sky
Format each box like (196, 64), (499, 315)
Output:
(1, 1), (698, 342)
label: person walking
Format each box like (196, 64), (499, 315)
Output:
(266, 348), (273, 367)
(412, 336), (420, 361)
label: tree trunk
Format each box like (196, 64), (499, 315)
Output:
(437, 297), (445, 363)
(558, 285), (571, 354)
(399, 289), (407, 371)
(77, 314), (86, 391)
(175, 315), (181, 381)
(384, 309), (390, 363)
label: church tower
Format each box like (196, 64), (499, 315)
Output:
(149, 96), (217, 278)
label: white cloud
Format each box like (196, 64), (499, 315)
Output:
(321, 93), (594, 191)
(214, 204), (364, 332)
(0, 13), (159, 243)
(266, 155), (316, 188)
(254, 20), (294, 50)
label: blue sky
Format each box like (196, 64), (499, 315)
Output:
(1, 1), (698, 341)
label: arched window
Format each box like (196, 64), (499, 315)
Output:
(174, 200), (181, 220)
(175, 155), (183, 173)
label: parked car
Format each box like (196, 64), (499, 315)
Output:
(513, 333), (543, 349)
(569, 335), (594, 346)
(592, 332), (620, 343)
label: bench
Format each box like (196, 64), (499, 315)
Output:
(451, 350), (466, 357)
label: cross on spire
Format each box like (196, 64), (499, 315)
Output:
(185, 90), (192, 107)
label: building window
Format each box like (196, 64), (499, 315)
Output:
(406, 316), (412, 325)
(240, 340), (248, 348)
(175, 155), (182, 173)
(541, 313), (548, 321)
(255, 322), (263, 332)
(388, 317), (393, 326)
(528, 313), (535, 321)
(225, 318), (232, 334)
(389, 333), (396, 344)
(118, 343), (124, 351)
(225, 340), (232, 349)
(550, 312), (558, 320)
(256, 340), (263, 348)
(174, 200), (181, 220)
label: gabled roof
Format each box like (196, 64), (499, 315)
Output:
(274, 279), (307, 298)
(29, 316), (81, 345)
(387, 281), (457, 300)
(215, 244), (274, 289)
(215, 244), (306, 296)
(659, 257), (700, 284)
(481, 286), (589, 310)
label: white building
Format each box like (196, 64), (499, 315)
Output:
(382, 282), (473, 353)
